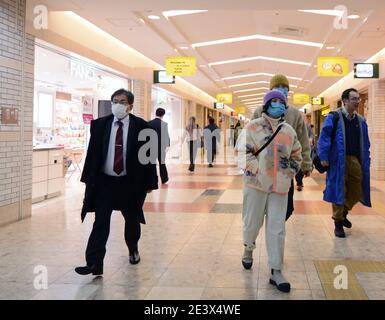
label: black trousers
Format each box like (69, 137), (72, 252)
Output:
(286, 179), (295, 221)
(85, 175), (141, 267)
(295, 170), (304, 186)
(158, 151), (168, 183)
(189, 141), (198, 165)
(206, 148), (216, 164)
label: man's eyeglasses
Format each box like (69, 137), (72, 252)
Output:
(350, 97), (361, 102)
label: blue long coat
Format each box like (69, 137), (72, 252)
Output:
(317, 110), (371, 207)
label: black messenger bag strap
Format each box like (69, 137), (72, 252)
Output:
(250, 124), (283, 157)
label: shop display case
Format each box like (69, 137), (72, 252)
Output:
(55, 97), (86, 149)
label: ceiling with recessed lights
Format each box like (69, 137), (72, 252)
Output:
(28, 0), (385, 114)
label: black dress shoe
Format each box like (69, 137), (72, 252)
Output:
(334, 221), (346, 238)
(129, 251), (141, 265)
(75, 264), (103, 276)
(343, 211), (352, 228)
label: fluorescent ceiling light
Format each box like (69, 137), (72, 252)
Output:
(179, 46), (190, 49)
(148, 15), (160, 20)
(209, 56), (311, 67)
(222, 72), (302, 81)
(228, 81), (270, 88)
(162, 10), (208, 17)
(326, 46), (336, 50)
(233, 87), (270, 93)
(237, 93), (265, 98)
(192, 34), (323, 48)
(298, 10), (344, 17)
(348, 14), (360, 19)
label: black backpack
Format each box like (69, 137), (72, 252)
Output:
(312, 111), (339, 173)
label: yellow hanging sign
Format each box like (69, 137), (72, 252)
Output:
(317, 57), (349, 77)
(234, 106), (246, 114)
(293, 93), (310, 105)
(321, 107), (331, 116)
(165, 57), (197, 76)
(216, 93), (233, 104)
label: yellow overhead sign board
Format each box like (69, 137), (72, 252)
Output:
(165, 57), (197, 76)
(293, 93), (310, 105)
(321, 107), (331, 116)
(216, 93), (233, 104)
(235, 106), (246, 114)
(312, 97), (324, 105)
(317, 57), (349, 77)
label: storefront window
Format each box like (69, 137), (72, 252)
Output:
(33, 41), (129, 150)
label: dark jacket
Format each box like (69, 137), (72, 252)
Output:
(80, 113), (158, 222)
(148, 117), (170, 158)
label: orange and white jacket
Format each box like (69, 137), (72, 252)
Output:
(235, 113), (302, 194)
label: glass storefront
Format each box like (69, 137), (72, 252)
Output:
(33, 40), (130, 151)
(151, 87), (183, 162)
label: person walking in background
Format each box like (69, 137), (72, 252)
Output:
(182, 116), (202, 172)
(233, 121), (242, 147)
(295, 116), (315, 191)
(236, 89), (302, 293)
(204, 117), (221, 168)
(252, 74), (312, 220)
(148, 108), (170, 184)
(318, 88), (371, 238)
(75, 89), (158, 276)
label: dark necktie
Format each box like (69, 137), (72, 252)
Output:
(113, 121), (124, 175)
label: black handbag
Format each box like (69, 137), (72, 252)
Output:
(311, 147), (328, 173)
(312, 111), (339, 174)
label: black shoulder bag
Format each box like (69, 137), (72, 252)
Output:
(312, 111), (339, 173)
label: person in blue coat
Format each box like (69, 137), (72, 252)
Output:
(318, 88), (371, 238)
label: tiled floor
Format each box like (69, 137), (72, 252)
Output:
(1, 155), (385, 300)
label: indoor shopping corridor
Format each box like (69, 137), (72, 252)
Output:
(1, 163), (385, 300)
(3, 0), (385, 305)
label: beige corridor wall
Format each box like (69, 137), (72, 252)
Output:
(0, 0), (34, 226)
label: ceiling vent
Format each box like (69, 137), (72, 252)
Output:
(231, 68), (251, 75)
(273, 25), (308, 37)
(357, 31), (385, 38)
(106, 18), (142, 28)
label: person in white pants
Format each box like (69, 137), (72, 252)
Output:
(235, 89), (302, 293)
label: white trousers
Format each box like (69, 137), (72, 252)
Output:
(243, 186), (288, 270)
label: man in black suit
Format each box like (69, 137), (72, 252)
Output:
(148, 108), (170, 184)
(75, 89), (158, 276)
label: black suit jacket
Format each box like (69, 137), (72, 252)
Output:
(80, 113), (158, 222)
(148, 118), (170, 158)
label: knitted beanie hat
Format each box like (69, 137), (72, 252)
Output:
(263, 89), (287, 106)
(270, 74), (290, 90)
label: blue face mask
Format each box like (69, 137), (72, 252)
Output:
(267, 101), (286, 118)
(275, 87), (289, 98)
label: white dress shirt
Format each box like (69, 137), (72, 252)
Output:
(104, 115), (130, 176)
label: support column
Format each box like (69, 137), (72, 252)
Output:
(367, 79), (385, 180)
(0, 0), (34, 226)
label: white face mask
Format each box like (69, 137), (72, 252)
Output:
(111, 103), (129, 119)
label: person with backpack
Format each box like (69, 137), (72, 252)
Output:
(317, 88), (371, 238)
(236, 89), (302, 293)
